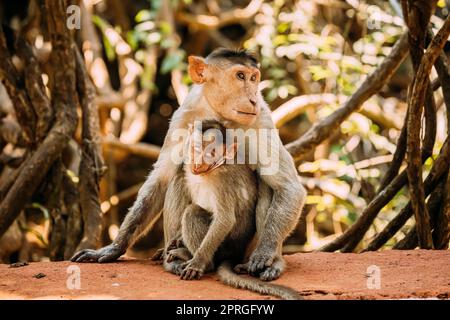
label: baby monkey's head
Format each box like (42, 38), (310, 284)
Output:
(187, 120), (238, 175)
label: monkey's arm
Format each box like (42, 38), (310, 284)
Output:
(71, 110), (188, 263)
(180, 205), (236, 280)
(249, 136), (306, 276)
(71, 156), (175, 263)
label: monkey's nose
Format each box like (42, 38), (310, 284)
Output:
(249, 98), (256, 106)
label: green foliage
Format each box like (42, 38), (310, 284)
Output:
(126, 4), (188, 89)
(92, 15), (116, 61)
(161, 49), (185, 74)
(244, 0), (403, 108)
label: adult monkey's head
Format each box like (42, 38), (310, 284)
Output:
(188, 48), (261, 126)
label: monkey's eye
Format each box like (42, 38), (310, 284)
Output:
(236, 71), (245, 80)
(250, 74), (257, 82)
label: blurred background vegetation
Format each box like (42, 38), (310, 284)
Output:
(0, 0), (449, 263)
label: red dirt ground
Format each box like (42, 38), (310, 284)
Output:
(0, 249), (449, 300)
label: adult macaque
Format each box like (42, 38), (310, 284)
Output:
(72, 48), (306, 282)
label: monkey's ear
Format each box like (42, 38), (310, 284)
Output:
(188, 56), (207, 84)
(224, 143), (238, 160)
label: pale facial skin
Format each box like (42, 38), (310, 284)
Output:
(188, 56), (261, 126)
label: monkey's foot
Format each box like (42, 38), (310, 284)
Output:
(233, 262), (250, 274)
(173, 263), (185, 276)
(151, 248), (165, 261)
(152, 238), (185, 262)
(248, 252), (274, 273)
(234, 259), (282, 280)
(180, 259), (206, 280)
(250, 254), (285, 281)
(165, 260), (185, 276)
(247, 248), (285, 280)
(167, 238), (184, 251)
(259, 265), (282, 281)
(167, 247), (192, 263)
(70, 244), (124, 263)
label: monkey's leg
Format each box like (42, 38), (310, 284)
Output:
(180, 204), (234, 280)
(258, 253), (285, 281)
(247, 175), (305, 280)
(152, 237), (185, 262)
(163, 259), (186, 275)
(151, 248), (165, 261)
(163, 247), (193, 275)
(163, 168), (190, 248)
(152, 169), (190, 264)
(234, 251), (284, 281)
(166, 247), (192, 263)
(181, 204), (211, 253)
(163, 204), (209, 276)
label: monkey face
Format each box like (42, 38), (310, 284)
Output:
(188, 55), (261, 126)
(189, 143), (225, 175)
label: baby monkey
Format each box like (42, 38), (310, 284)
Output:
(162, 120), (300, 300)
(165, 120), (256, 278)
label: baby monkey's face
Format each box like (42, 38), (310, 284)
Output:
(188, 129), (237, 175)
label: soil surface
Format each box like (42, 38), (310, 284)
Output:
(0, 250), (449, 300)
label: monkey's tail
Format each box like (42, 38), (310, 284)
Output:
(217, 261), (301, 300)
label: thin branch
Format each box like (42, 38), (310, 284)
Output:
(0, 0), (78, 238)
(320, 120), (439, 252)
(432, 171), (450, 249)
(0, 25), (36, 144)
(272, 94), (338, 128)
(394, 176), (446, 250)
(364, 135), (450, 251)
(75, 48), (106, 251)
(15, 35), (53, 142)
(101, 182), (143, 214)
(377, 26), (444, 194)
(319, 169), (409, 252)
(377, 113), (408, 192)
(62, 152), (83, 260)
(431, 30), (450, 128)
(286, 33), (409, 161)
(406, 10), (450, 249)
(103, 137), (161, 160)
(175, 0), (263, 30)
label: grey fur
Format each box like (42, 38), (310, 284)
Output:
(218, 261), (300, 300)
(164, 161), (257, 278)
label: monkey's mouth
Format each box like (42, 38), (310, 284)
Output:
(235, 110), (257, 116)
